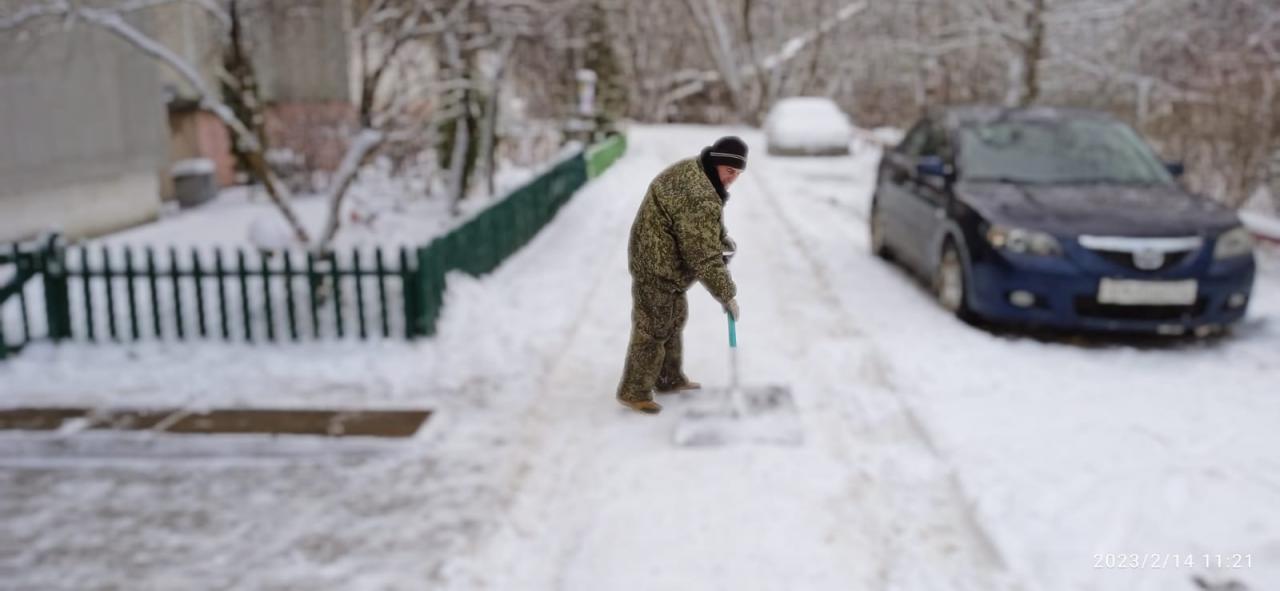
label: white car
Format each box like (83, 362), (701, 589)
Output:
(764, 97), (854, 156)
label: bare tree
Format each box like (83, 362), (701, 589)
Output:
(9, 0), (1280, 211)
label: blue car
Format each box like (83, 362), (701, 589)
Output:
(871, 106), (1256, 336)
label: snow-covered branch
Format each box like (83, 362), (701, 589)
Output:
(0, 1), (65, 31)
(7, 0), (311, 242)
(1048, 43), (1212, 103)
(108, 0), (191, 14)
(73, 7), (260, 153)
(317, 129), (387, 251)
(658, 1), (868, 113)
(186, 0), (231, 32)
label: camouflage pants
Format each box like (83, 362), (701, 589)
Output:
(617, 280), (689, 402)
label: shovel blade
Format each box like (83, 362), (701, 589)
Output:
(672, 385), (802, 447)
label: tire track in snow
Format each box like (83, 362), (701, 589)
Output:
(431, 145), (662, 589)
(432, 137), (675, 585)
(748, 153), (1019, 587)
(443, 129), (886, 590)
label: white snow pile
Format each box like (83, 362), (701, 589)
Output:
(170, 158), (216, 177)
(764, 97), (853, 153)
(856, 126), (906, 148)
(1240, 210), (1280, 242)
(247, 213), (298, 253)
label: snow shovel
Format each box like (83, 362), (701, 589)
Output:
(672, 312), (802, 447)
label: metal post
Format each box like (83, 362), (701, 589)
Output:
(261, 254), (275, 342)
(81, 246), (95, 342)
(146, 248), (161, 338)
(42, 235), (72, 341)
(192, 249), (207, 338)
(283, 252), (299, 342)
(124, 248), (140, 340)
(375, 248), (390, 338)
(170, 247), (185, 340)
(353, 249), (367, 340)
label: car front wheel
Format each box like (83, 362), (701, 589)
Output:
(870, 200), (892, 260)
(933, 240), (970, 318)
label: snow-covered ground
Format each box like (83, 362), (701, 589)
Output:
(98, 153), (566, 252)
(2, 125), (1278, 591)
(1242, 210), (1280, 243)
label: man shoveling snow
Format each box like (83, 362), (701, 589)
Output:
(616, 136), (747, 414)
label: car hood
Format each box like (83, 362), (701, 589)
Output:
(956, 181), (1241, 237)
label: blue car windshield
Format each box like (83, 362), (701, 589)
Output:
(958, 119), (1174, 185)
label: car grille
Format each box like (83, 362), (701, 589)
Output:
(1092, 249), (1192, 272)
(1074, 296), (1207, 321)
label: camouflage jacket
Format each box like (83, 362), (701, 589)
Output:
(628, 157), (737, 303)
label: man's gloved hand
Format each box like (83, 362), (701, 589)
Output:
(722, 235), (737, 265)
(723, 298), (740, 321)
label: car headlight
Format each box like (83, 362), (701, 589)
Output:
(1213, 227), (1254, 260)
(986, 225), (1062, 257)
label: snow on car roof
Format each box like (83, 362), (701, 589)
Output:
(771, 97), (845, 114)
(934, 105), (1117, 129)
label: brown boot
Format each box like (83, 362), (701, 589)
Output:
(656, 380), (702, 395)
(617, 396), (663, 414)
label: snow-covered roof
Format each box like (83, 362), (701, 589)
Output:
(935, 105), (1118, 128)
(770, 96), (847, 118)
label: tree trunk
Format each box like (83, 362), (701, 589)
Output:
(479, 37), (516, 197)
(1016, 0), (1046, 107)
(742, 0), (770, 122)
(447, 90), (473, 208)
(317, 129), (386, 254)
(683, 0), (745, 119)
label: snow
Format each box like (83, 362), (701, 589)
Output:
(758, 1), (869, 72)
(170, 158), (216, 177)
(96, 152), (552, 252)
(660, 2), (869, 114)
(3, 125), (1279, 591)
(91, 134), (582, 254)
(858, 125), (907, 148)
(764, 97), (853, 152)
(247, 213), (298, 252)
(1240, 210), (1280, 242)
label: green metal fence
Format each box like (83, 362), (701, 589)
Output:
(0, 135), (626, 358)
(587, 134), (627, 179)
(0, 237), (48, 359)
(412, 149), (591, 336)
(0, 238), (422, 356)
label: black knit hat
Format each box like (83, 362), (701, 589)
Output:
(705, 136), (748, 170)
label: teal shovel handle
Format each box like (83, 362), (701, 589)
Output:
(727, 312), (737, 348)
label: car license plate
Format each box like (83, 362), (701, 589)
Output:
(1097, 279), (1198, 306)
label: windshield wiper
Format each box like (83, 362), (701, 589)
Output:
(1063, 178), (1164, 186)
(965, 176), (1045, 185)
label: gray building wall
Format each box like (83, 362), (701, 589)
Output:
(153, 0), (353, 105)
(0, 18), (167, 242)
(249, 0), (353, 103)
(150, 1), (224, 101)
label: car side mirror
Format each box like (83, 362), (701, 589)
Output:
(917, 156), (952, 178)
(1165, 161), (1185, 177)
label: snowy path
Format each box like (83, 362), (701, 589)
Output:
(435, 127), (1019, 590)
(4, 125), (1278, 591)
(435, 125), (1280, 591)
